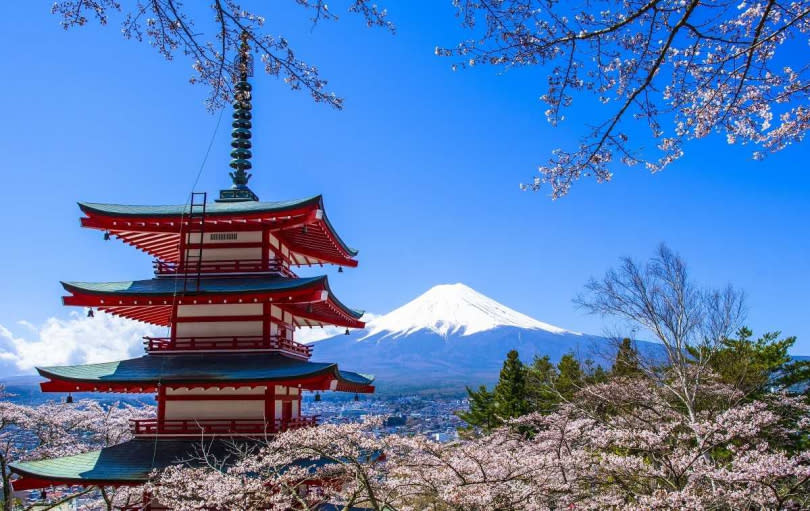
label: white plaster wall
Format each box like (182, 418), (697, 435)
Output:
(167, 386), (265, 396)
(177, 303), (262, 317)
(176, 320), (262, 337)
(164, 400), (266, 420)
(194, 247), (262, 261)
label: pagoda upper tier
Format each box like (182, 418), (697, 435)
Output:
(61, 275), (363, 328)
(79, 195), (358, 267)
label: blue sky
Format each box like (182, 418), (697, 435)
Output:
(0, 1), (808, 369)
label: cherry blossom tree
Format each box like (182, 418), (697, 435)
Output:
(152, 417), (405, 510)
(575, 244), (746, 434)
(147, 382), (809, 510)
(441, 0), (810, 197)
(51, 1), (394, 110)
(0, 388), (152, 511)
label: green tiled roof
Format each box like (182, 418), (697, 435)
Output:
(11, 440), (377, 487)
(78, 196), (322, 217)
(60, 276), (364, 318)
(10, 438), (254, 483)
(63, 276), (321, 295)
(38, 353), (375, 387)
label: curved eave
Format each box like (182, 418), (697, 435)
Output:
(61, 275), (326, 297)
(9, 439), (249, 490)
(60, 276), (363, 328)
(36, 354), (375, 394)
(78, 196), (323, 218)
(77, 195), (359, 267)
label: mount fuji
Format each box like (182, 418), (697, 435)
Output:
(309, 284), (659, 394)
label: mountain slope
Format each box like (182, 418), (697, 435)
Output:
(310, 284), (661, 394)
(363, 283), (574, 338)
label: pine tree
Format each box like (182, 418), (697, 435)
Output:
(612, 338), (641, 377)
(493, 350), (530, 419)
(556, 353), (584, 400)
(709, 327), (809, 398)
(526, 355), (560, 414)
(457, 385), (497, 432)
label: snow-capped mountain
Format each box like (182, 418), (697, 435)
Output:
(362, 283), (575, 339)
(309, 284), (661, 394)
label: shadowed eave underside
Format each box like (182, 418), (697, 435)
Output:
(78, 195), (359, 267)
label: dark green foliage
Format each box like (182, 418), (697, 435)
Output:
(461, 326), (809, 434)
(612, 338), (641, 378)
(526, 355), (560, 414)
(493, 350), (530, 419)
(584, 362), (609, 385)
(555, 353), (584, 400)
(457, 385), (498, 433)
(459, 351), (530, 431)
(708, 327), (809, 398)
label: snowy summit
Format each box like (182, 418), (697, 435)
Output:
(363, 283), (573, 339)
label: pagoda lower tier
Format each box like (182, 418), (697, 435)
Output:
(10, 438), (263, 492)
(36, 352), (373, 437)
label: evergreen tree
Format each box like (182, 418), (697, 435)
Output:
(457, 385), (498, 433)
(709, 327), (809, 398)
(493, 350), (530, 419)
(585, 362), (609, 385)
(612, 338), (641, 377)
(556, 353), (584, 400)
(526, 355), (560, 414)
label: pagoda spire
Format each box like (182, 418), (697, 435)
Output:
(218, 30), (259, 202)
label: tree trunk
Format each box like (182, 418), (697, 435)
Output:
(1, 457), (12, 511)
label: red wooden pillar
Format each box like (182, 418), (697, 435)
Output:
(169, 303), (179, 344)
(262, 228), (271, 271)
(157, 384), (167, 432)
(265, 385), (276, 433)
(263, 302), (271, 344)
(170, 226), (188, 344)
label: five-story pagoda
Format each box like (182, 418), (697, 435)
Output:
(10, 33), (373, 494)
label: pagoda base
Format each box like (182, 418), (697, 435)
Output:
(10, 438), (257, 490)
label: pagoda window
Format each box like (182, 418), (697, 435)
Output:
(209, 232), (238, 241)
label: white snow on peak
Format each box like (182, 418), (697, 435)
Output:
(362, 283), (574, 339)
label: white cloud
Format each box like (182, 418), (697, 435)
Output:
(0, 311), (161, 374)
(0, 311), (379, 375)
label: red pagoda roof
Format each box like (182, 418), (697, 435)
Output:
(61, 276), (365, 328)
(78, 195), (358, 267)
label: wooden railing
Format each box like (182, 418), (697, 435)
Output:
(130, 416), (319, 436)
(143, 335), (312, 357)
(153, 258), (296, 277)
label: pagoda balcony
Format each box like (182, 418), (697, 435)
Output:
(143, 335), (312, 358)
(129, 416), (319, 437)
(153, 258), (297, 278)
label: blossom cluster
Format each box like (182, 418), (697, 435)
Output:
(151, 379), (810, 510)
(440, 1), (810, 197)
